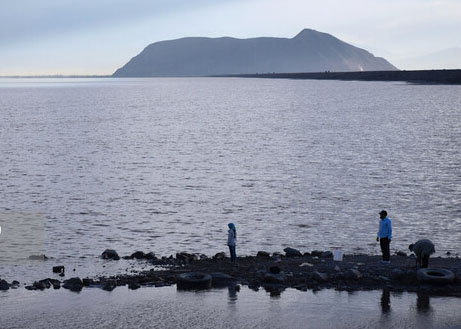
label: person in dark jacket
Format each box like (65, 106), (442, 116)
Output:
(227, 223), (237, 263)
(409, 239), (435, 268)
(376, 210), (392, 264)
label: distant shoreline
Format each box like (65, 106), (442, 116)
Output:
(2, 70), (461, 84)
(215, 69), (461, 84)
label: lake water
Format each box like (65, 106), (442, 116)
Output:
(0, 77), (460, 281)
(1, 286), (461, 329)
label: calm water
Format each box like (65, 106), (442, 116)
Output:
(1, 286), (461, 329)
(0, 78), (460, 280)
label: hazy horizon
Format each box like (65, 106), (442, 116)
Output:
(1, 0), (461, 76)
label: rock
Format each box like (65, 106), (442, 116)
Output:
(25, 285), (36, 290)
(269, 266), (281, 274)
(395, 251), (407, 257)
(144, 252), (156, 260)
(102, 280), (116, 291)
(310, 250), (323, 257)
(345, 269), (362, 280)
(53, 266), (65, 273)
(390, 268), (404, 280)
(12, 280), (20, 286)
(283, 247), (302, 257)
(128, 282), (141, 290)
(199, 254), (208, 260)
(0, 279), (10, 290)
(320, 251), (333, 258)
(33, 281), (48, 290)
(101, 249), (120, 260)
(82, 278), (95, 287)
(263, 273), (285, 284)
(312, 271), (328, 282)
(446, 251), (451, 256)
(59, 273), (65, 277)
(63, 277), (83, 291)
(257, 251), (270, 257)
(130, 251), (146, 259)
(176, 252), (196, 263)
(29, 254), (48, 260)
(303, 252), (311, 256)
(213, 252), (226, 260)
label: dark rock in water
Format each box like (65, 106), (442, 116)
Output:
(12, 280), (20, 286)
(312, 271), (328, 282)
(130, 251), (145, 259)
(144, 252), (156, 260)
(320, 251), (333, 258)
(345, 269), (362, 280)
(446, 251), (451, 256)
(28, 254), (48, 260)
(53, 266), (65, 273)
(59, 272), (65, 277)
(63, 277), (83, 291)
(82, 278), (95, 287)
(199, 254), (208, 260)
(303, 252), (311, 256)
(311, 250), (323, 257)
(25, 285), (36, 291)
(269, 266), (281, 274)
(33, 281), (48, 290)
(213, 252), (226, 260)
(102, 280), (117, 291)
(257, 251), (270, 257)
(128, 282), (141, 290)
(395, 251), (407, 257)
(283, 247), (302, 257)
(263, 273), (286, 284)
(101, 249), (120, 260)
(0, 279), (10, 290)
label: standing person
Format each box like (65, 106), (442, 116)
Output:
(376, 210), (392, 264)
(409, 239), (435, 268)
(227, 223), (237, 263)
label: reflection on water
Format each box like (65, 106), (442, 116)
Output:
(0, 286), (460, 329)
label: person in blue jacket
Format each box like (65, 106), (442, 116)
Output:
(376, 210), (392, 264)
(227, 223), (237, 263)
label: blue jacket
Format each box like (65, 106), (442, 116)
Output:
(377, 217), (392, 239)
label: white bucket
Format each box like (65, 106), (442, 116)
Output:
(333, 250), (343, 262)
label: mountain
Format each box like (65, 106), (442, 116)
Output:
(113, 29), (398, 77)
(393, 48), (461, 70)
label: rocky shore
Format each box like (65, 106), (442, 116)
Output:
(1, 248), (460, 297)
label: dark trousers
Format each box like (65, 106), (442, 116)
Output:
(228, 245), (236, 262)
(380, 237), (390, 261)
(417, 254), (430, 268)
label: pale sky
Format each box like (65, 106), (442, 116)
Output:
(1, 0), (460, 75)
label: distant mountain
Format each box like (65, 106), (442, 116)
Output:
(113, 29), (398, 77)
(393, 48), (461, 70)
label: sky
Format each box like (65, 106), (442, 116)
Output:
(1, 0), (460, 75)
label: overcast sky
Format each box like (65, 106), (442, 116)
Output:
(1, 0), (460, 75)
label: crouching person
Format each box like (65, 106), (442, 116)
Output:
(409, 239), (435, 268)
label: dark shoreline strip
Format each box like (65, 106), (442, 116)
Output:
(215, 69), (461, 85)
